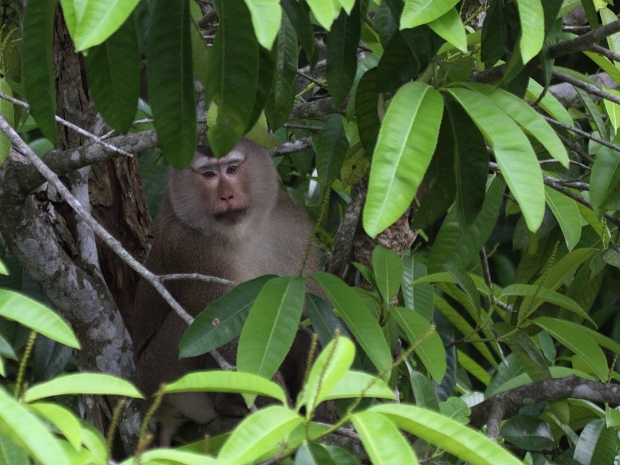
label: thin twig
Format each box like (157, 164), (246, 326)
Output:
(550, 20), (620, 59)
(587, 44), (620, 63)
(552, 69), (620, 106)
(0, 91), (133, 158)
(543, 115), (620, 154)
(160, 273), (236, 288)
(0, 117), (234, 371)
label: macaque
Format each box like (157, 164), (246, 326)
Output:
(133, 139), (317, 445)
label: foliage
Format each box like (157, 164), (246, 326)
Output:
(2, 0), (620, 463)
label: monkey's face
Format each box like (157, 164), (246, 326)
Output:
(168, 140), (279, 240)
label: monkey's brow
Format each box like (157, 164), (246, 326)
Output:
(193, 154), (245, 170)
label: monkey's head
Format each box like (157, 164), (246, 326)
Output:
(168, 139), (279, 240)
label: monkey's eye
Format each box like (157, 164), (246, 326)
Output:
(203, 170), (216, 178)
(227, 165), (238, 174)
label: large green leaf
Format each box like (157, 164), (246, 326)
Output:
(164, 371), (287, 403)
(372, 245), (403, 305)
(314, 114), (349, 189)
(533, 317), (608, 381)
(0, 386), (69, 465)
(372, 404), (523, 464)
(305, 0), (340, 30)
(207, 0), (259, 156)
(355, 67), (380, 153)
(0, 290), (79, 348)
(401, 256), (434, 320)
(392, 307), (446, 382)
(24, 373), (143, 402)
(237, 277), (305, 380)
(22, 0), (58, 145)
(351, 410), (420, 464)
(465, 83), (569, 168)
(574, 419), (617, 465)
(265, 12), (297, 128)
(72, 0), (140, 51)
(364, 82), (444, 238)
(516, 0), (544, 63)
(526, 79), (574, 128)
(0, 434), (28, 465)
(326, 6), (361, 106)
(401, 0), (459, 29)
(324, 370), (396, 400)
(180, 275), (274, 358)
(311, 272), (392, 379)
(544, 186), (582, 252)
(590, 144), (620, 216)
(428, 7), (467, 52)
(29, 403), (82, 451)
(243, 0), (282, 49)
(500, 415), (554, 450)
(84, 16), (139, 133)
(147, 0), (196, 167)
(281, 0), (316, 66)
(217, 406), (303, 465)
(447, 88), (544, 231)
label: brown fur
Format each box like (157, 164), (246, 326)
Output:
(133, 139), (317, 445)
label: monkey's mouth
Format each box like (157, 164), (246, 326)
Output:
(214, 208), (247, 223)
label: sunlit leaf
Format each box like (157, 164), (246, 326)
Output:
(243, 0), (282, 49)
(544, 186), (582, 252)
(24, 373), (143, 402)
(516, 0), (544, 63)
(428, 8), (466, 52)
(400, 0), (459, 29)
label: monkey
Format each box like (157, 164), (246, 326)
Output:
(132, 139), (318, 446)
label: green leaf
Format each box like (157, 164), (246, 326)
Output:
(364, 82), (444, 237)
(22, 0), (58, 145)
(217, 405), (303, 465)
(72, 0), (140, 51)
(147, 0), (196, 167)
(351, 410), (420, 464)
(243, 0), (282, 49)
(0, 259), (7, 275)
(516, 0), (544, 63)
(544, 186), (582, 252)
(495, 323), (551, 382)
(0, 290), (79, 348)
(306, 293), (349, 348)
(400, 0), (459, 29)
(164, 371), (287, 403)
(0, 434), (28, 465)
(0, 386), (69, 465)
(84, 16), (139, 133)
(0, 79), (13, 164)
(392, 307), (446, 382)
(326, 7), (361, 106)
(282, 0), (316, 66)
(24, 373), (143, 402)
(179, 275), (275, 358)
(28, 403), (82, 451)
(355, 67), (380, 153)
(526, 79), (574, 128)
(533, 317), (608, 381)
(372, 404), (523, 464)
(265, 12), (297, 128)
(575, 419), (617, 465)
(500, 415), (554, 450)
(305, 0), (340, 30)
(207, 0), (259, 155)
(295, 442), (337, 465)
(315, 114), (349, 189)
(428, 8), (466, 52)
(590, 145), (620, 216)
(298, 337), (355, 413)
(324, 370), (396, 400)
(311, 273), (392, 379)
(465, 83), (569, 168)
(119, 449), (218, 465)
(501, 284), (595, 325)
(372, 245), (404, 305)
(447, 87), (544, 231)
(237, 277), (305, 380)
(401, 256), (434, 320)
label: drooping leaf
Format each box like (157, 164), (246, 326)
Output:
(590, 144), (620, 216)
(533, 317), (608, 381)
(71, 0), (140, 51)
(544, 186), (582, 252)
(0, 290), (79, 348)
(22, 0), (58, 145)
(400, 0), (459, 29)
(326, 6), (361, 106)
(84, 16), (139, 133)
(237, 277), (305, 380)
(0, 386), (69, 465)
(147, 0), (196, 167)
(24, 373), (143, 402)
(207, 0), (259, 156)
(351, 410), (420, 464)
(526, 79), (574, 128)
(28, 403), (82, 451)
(447, 87), (544, 231)
(265, 12), (297, 128)
(392, 307), (446, 382)
(311, 272), (392, 379)
(314, 114), (349, 189)
(401, 256), (434, 320)
(305, 0), (340, 30)
(355, 67), (380, 154)
(427, 7), (466, 52)
(376, 31), (418, 93)
(164, 371), (287, 403)
(243, 0), (282, 49)
(281, 0), (316, 67)
(364, 82), (444, 238)
(372, 245), (404, 305)
(180, 275), (275, 358)
(372, 404), (523, 464)
(217, 406), (303, 465)
(516, 0), (544, 63)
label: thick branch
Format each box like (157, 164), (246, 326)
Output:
(550, 20), (620, 59)
(470, 376), (620, 431)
